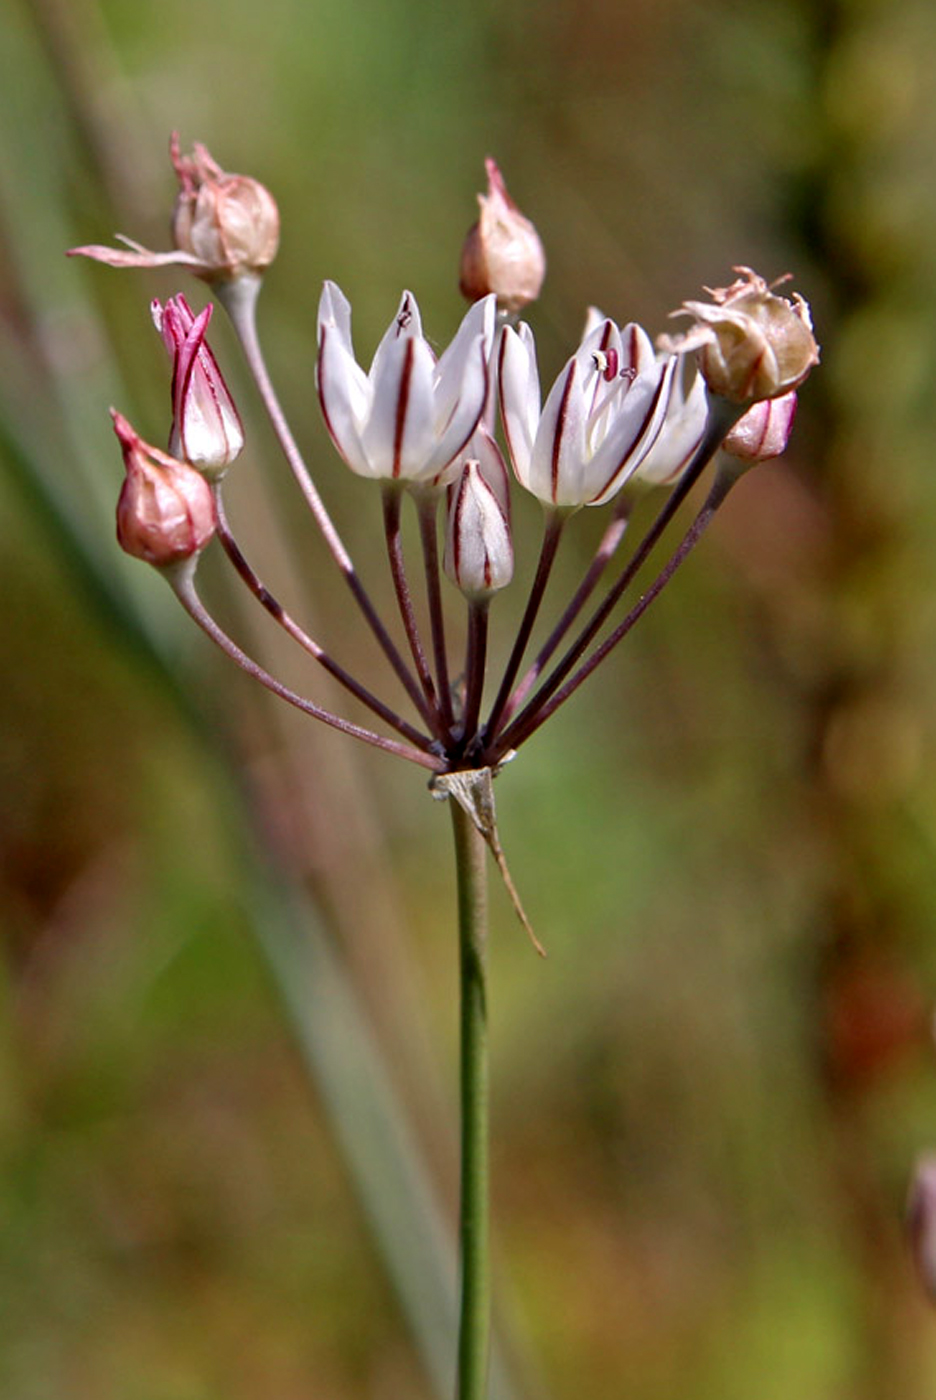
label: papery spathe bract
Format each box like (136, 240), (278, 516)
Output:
(112, 410), (216, 567)
(498, 315), (679, 508)
(316, 282), (496, 485)
(152, 294), (244, 475)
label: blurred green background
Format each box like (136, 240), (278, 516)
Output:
(3, 0), (936, 1396)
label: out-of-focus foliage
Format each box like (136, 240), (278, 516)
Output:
(3, 0), (936, 1397)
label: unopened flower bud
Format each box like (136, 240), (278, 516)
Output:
(722, 390), (797, 464)
(459, 158), (546, 315)
(171, 134), (280, 280)
(661, 267), (819, 405)
(908, 1154), (936, 1302)
(444, 459), (514, 598)
(113, 410), (215, 567)
(70, 135), (280, 282)
(152, 293), (244, 474)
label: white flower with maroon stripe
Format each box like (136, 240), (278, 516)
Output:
(316, 281), (496, 485)
(631, 354), (709, 487)
(498, 315), (682, 508)
(152, 294), (244, 476)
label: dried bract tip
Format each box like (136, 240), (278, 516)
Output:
(661, 267), (819, 405)
(444, 459), (514, 598)
(152, 293), (244, 475)
(112, 410), (216, 567)
(459, 158), (546, 315)
(170, 133), (280, 280)
(722, 390), (797, 464)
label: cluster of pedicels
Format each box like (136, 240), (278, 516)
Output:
(71, 138), (819, 786)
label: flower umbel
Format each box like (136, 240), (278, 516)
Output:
(662, 266), (819, 404)
(75, 140), (821, 1400)
(316, 281), (496, 485)
(152, 294), (244, 475)
(113, 410), (216, 567)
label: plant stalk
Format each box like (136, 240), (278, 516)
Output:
(451, 799), (491, 1400)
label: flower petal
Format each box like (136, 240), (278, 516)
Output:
(498, 322), (541, 489)
(527, 352), (592, 506)
(362, 323), (437, 479)
(316, 322), (369, 481)
(583, 357), (671, 505)
(421, 328), (489, 480)
(635, 358), (709, 486)
(432, 295), (495, 423)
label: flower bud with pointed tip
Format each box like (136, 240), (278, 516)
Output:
(661, 267), (819, 405)
(722, 390), (797, 464)
(152, 293), (244, 475)
(170, 134), (280, 281)
(459, 159), (546, 315)
(113, 410), (215, 567)
(444, 459), (514, 598)
(70, 136), (280, 282)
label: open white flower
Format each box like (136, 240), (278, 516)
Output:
(631, 354), (709, 488)
(316, 282), (496, 485)
(498, 315), (686, 508)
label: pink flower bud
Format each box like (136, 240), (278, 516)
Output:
(152, 294), (244, 474)
(112, 410), (216, 567)
(661, 267), (819, 405)
(908, 1154), (936, 1302)
(171, 134), (280, 280)
(722, 390), (797, 464)
(459, 159), (546, 315)
(444, 459), (514, 598)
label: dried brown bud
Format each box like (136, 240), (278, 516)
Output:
(113, 410), (216, 567)
(661, 268), (819, 405)
(459, 158), (545, 315)
(170, 134), (280, 281)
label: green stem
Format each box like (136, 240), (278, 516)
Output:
(451, 800), (491, 1400)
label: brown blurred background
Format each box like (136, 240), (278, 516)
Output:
(3, 0), (936, 1396)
